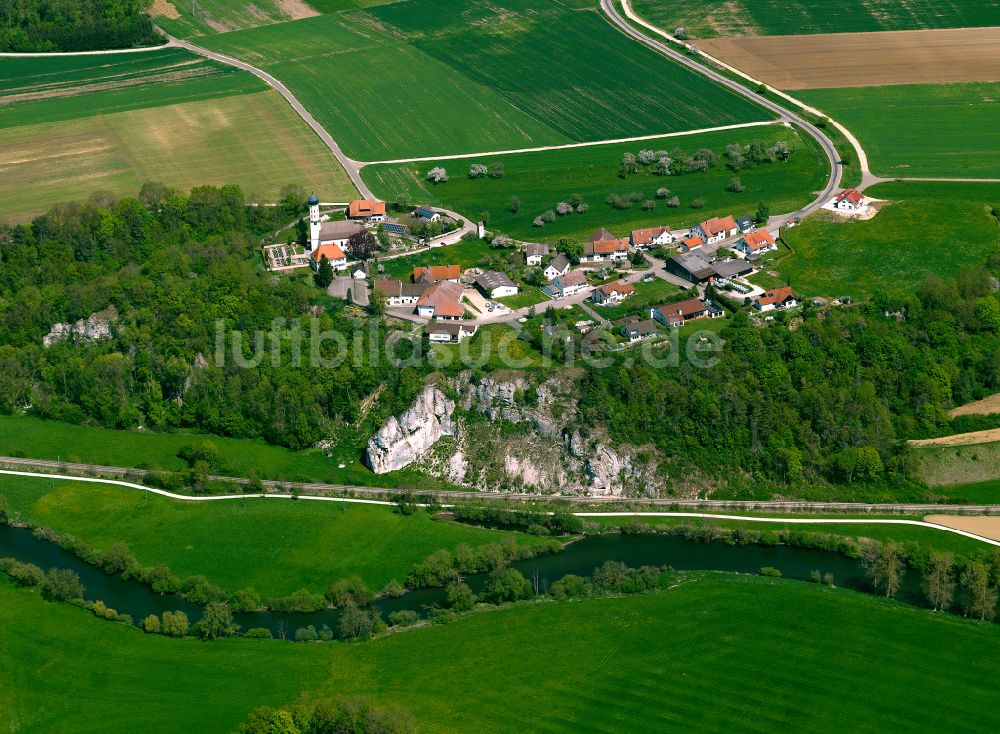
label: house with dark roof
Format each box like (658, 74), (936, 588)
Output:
(711, 258), (754, 279)
(754, 287), (797, 312)
(475, 271), (519, 298)
(426, 321), (477, 343)
(735, 214), (754, 233)
(544, 253), (571, 281)
(667, 250), (715, 284)
(588, 227), (616, 243)
(619, 318), (658, 343)
(693, 215), (739, 244)
(650, 298), (723, 327)
(592, 282), (635, 306)
(414, 206), (441, 222)
(347, 199), (386, 223)
(374, 279), (427, 307)
(525, 243), (549, 266)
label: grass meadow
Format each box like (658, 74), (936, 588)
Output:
(364, 125), (827, 242)
(152, 0), (320, 38)
(198, 0), (772, 161)
(0, 476), (545, 595)
(795, 82), (1000, 179)
(5, 573), (1000, 732)
(778, 198), (999, 299)
(913, 441), (1000, 488)
(0, 49), (356, 221)
(633, 0), (1000, 37)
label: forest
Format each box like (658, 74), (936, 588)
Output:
(0, 0), (160, 51)
(0, 183), (998, 493)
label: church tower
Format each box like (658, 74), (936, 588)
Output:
(308, 192), (321, 251)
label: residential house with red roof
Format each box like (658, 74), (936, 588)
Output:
(416, 281), (466, 320)
(833, 188), (865, 212)
(592, 282), (635, 306)
(630, 226), (673, 249)
(346, 199), (387, 223)
(693, 215), (739, 244)
(413, 265), (462, 284)
(734, 229), (777, 256)
(754, 287), (797, 312)
(650, 298), (723, 327)
(309, 243), (347, 272)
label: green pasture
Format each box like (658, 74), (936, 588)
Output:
(364, 125), (826, 242)
(633, 0), (1000, 38)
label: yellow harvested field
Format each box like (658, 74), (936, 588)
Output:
(0, 90), (356, 222)
(950, 393), (1000, 417)
(909, 428), (1000, 448)
(699, 27), (1000, 89)
(925, 515), (1000, 543)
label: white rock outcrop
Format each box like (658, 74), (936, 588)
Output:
(43, 306), (118, 347)
(366, 386), (455, 474)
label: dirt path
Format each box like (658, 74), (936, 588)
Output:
(909, 428), (1000, 448)
(951, 393), (1000, 417)
(925, 515), (1000, 542)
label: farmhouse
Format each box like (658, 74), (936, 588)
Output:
(413, 265), (462, 284)
(374, 279), (427, 307)
(544, 253), (572, 280)
(679, 235), (705, 252)
(833, 188), (866, 212)
(416, 281), (466, 320)
(414, 206), (441, 223)
(526, 243), (549, 265)
(347, 199), (387, 223)
(426, 321), (477, 343)
(475, 271), (519, 298)
(694, 215), (739, 244)
(545, 270), (589, 299)
(754, 286), (797, 312)
(309, 243), (347, 271)
(631, 225), (673, 248)
(582, 238), (629, 263)
(734, 229), (777, 256)
(619, 318), (658, 343)
(667, 250), (716, 284)
(650, 298), (723, 327)
(592, 282), (635, 306)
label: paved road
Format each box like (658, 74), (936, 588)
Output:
(4, 457), (1000, 516)
(602, 0), (841, 225)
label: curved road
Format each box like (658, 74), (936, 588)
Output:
(600, 0), (842, 223)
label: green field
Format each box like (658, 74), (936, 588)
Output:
(0, 415), (436, 488)
(365, 125), (826, 242)
(0, 49), (356, 221)
(0, 477), (544, 596)
(5, 573), (1000, 732)
(778, 198), (1000, 299)
(913, 441), (1000, 488)
(795, 83), (1000, 179)
(378, 240), (495, 279)
(152, 0), (321, 38)
(633, 0), (1000, 38)
(197, 0), (771, 161)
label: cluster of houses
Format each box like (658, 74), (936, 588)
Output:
(615, 296), (725, 343)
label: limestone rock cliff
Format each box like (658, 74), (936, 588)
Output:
(366, 386), (455, 474)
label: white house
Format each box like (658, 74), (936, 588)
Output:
(414, 206), (441, 222)
(544, 253), (571, 281)
(693, 215), (739, 244)
(526, 243), (549, 266)
(619, 318), (658, 343)
(754, 287), (797, 312)
(309, 243), (348, 271)
(426, 322), (477, 343)
(592, 282), (635, 306)
(546, 270), (588, 298)
(833, 188), (866, 212)
(347, 199), (387, 223)
(630, 226), (673, 249)
(733, 229), (777, 256)
(475, 271), (519, 299)
(582, 238), (629, 263)
(374, 279), (427, 307)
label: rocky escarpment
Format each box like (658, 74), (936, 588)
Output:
(43, 306), (118, 348)
(366, 372), (667, 497)
(365, 385), (456, 474)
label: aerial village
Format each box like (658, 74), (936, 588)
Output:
(261, 187), (870, 347)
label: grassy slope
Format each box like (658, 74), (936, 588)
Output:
(778, 199), (999, 299)
(365, 125), (826, 242)
(0, 477), (543, 595)
(5, 574), (1000, 732)
(913, 441), (1000, 488)
(794, 83), (1000, 179)
(198, 0), (771, 161)
(0, 415), (436, 488)
(0, 49), (356, 221)
(633, 0), (1000, 38)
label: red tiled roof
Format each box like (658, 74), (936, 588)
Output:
(413, 264), (462, 283)
(590, 238), (629, 254)
(597, 282), (635, 299)
(589, 227), (616, 243)
(836, 188), (864, 205)
(700, 215), (737, 237)
(741, 229), (775, 250)
(654, 298), (709, 322)
(631, 226), (670, 245)
(348, 199), (386, 218)
(682, 235), (705, 249)
(757, 286), (796, 307)
(374, 279), (402, 297)
(416, 281), (465, 317)
(310, 243), (346, 263)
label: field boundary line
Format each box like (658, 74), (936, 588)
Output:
(4, 468), (1000, 547)
(358, 120), (784, 166)
(0, 44), (171, 57)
